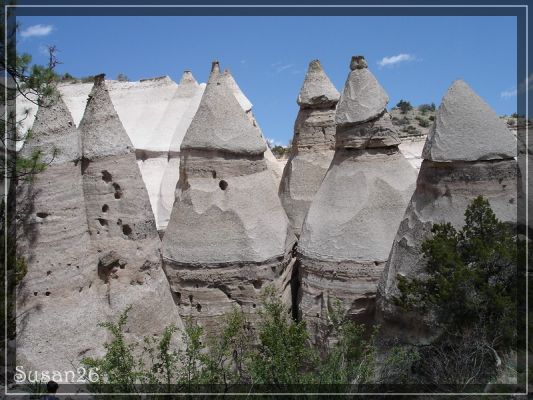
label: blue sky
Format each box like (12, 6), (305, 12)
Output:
(17, 15), (517, 146)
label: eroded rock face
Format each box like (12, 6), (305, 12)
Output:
(422, 80), (516, 162)
(16, 92), (107, 372)
(376, 80), (518, 343)
(162, 62), (296, 335)
(279, 60), (339, 236)
(297, 56), (417, 342)
(79, 75), (182, 345)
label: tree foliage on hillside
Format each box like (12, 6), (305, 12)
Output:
(396, 99), (413, 114)
(393, 196), (522, 389)
(82, 288), (378, 396)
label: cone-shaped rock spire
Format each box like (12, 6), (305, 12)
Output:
(297, 56), (417, 342)
(181, 63), (266, 155)
(79, 77), (182, 348)
(422, 80), (516, 161)
(180, 70), (198, 86)
(297, 59), (340, 108)
(16, 92), (106, 371)
(335, 56), (389, 125)
(224, 68), (253, 112)
(78, 74), (134, 159)
(279, 59), (339, 235)
(18, 92), (80, 165)
(377, 79), (518, 343)
(162, 61), (296, 335)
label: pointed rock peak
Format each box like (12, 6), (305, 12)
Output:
(181, 66), (266, 155)
(422, 80), (516, 161)
(335, 55), (389, 126)
(223, 68), (253, 112)
(78, 75), (133, 160)
(297, 59), (340, 108)
(21, 90), (80, 165)
(179, 70), (198, 86)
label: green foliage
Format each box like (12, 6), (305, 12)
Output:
(395, 196), (518, 350)
(117, 73), (129, 82)
(391, 116), (410, 126)
(248, 287), (316, 385)
(415, 115), (430, 128)
(400, 125), (420, 135)
(80, 75), (96, 83)
(82, 306), (143, 394)
(428, 115), (435, 121)
(418, 103), (436, 114)
(316, 301), (377, 386)
(378, 345), (420, 384)
(271, 145), (288, 159)
(85, 287), (379, 393)
(396, 99), (413, 114)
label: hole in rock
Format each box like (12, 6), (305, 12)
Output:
(45, 291), (51, 296)
(212, 171), (217, 179)
(175, 292), (181, 305)
(101, 170), (112, 183)
(33, 292), (38, 296)
(113, 183), (123, 199)
(122, 224), (132, 236)
(36, 212), (49, 218)
(102, 204), (109, 212)
(46, 271), (51, 276)
(97, 218), (108, 226)
(252, 304), (256, 309)
(117, 219), (122, 225)
(189, 294), (193, 303)
(252, 280), (262, 290)
(196, 304), (202, 312)
(219, 180), (228, 190)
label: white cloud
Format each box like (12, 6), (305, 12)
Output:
(20, 24), (54, 38)
(377, 53), (415, 67)
(275, 63), (294, 73)
(500, 88), (517, 99)
(500, 74), (533, 99)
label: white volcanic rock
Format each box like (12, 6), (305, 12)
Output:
(78, 75), (182, 346)
(335, 56), (389, 126)
(162, 62), (296, 334)
(16, 92), (107, 372)
(279, 59), (339, 236)
(297, 57), (417, 342)
(422, 80), (516, 162)
(377, 79), (518, 343)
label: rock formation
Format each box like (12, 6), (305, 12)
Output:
(158, 71), (205, 231)
(279, 59), (339, 235)
(78, 75), (181, 345)
(162, 62), (296, 334)
(223, 68), (286, 183)
(297, 56), (417, 342)
(376, 79), (518, 342)
(15, 91), (106, 372)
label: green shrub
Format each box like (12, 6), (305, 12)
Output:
(418, 103), (436, 114)
(395, 196), (519, 351)
(396, 99), (413, 114)
(415, 116), (430, 128)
